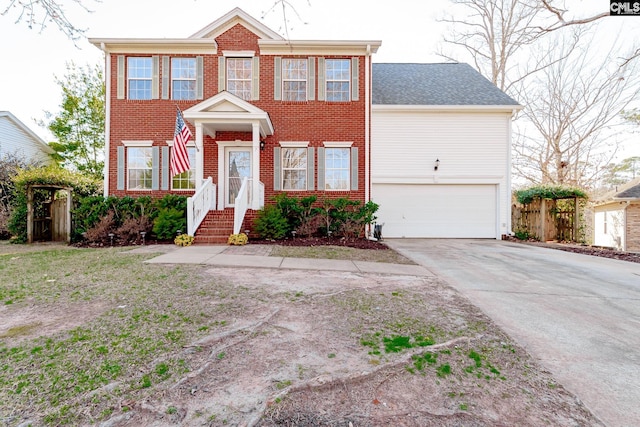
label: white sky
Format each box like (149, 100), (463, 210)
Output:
(0, 0), (637, 159)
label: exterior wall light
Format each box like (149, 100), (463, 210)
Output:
(434, 159), (440, 171)
(260, 140), (266, 151)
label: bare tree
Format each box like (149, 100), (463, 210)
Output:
(512, 29), (640, 187)
(439, 0), (608, 92)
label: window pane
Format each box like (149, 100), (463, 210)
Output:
(227, 58), (252, 100)
(325, 59), (350, 102)
(282, 58), (307, 101)
(171, 58), (196, 100)
(282, 148), (307, 190)
(325, 148), (350, 190)
(127, 57), (153, 100)
(127, 147), (153, 190)
(172, 147), (196, 190)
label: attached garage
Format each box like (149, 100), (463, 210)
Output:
(370, 63), (521, 239)
(373, 184), (497, 238)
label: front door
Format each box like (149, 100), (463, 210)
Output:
(225, 147), (252, 207)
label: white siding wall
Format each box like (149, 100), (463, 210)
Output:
(371, 109), (512, 236)
(593, 205), (625, 250)
(0, 115), (52, 165)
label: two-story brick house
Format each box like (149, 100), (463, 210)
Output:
(90, 8), (381, 242)
(91, 7), (520, 241)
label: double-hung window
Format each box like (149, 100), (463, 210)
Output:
(282, 147), (308, 190)
(227, 58), (252, 100)
(127, 146), (153, 190)
(324, 148), (350, 190)
(171, 58), (196, 100)
(172, 145), (196, 190)
(282, 59), (307, 101)
(325, 59), (350, 102)
(127, 57), (153, 100)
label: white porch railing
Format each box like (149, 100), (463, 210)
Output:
(187, 177), (216, 236)
(234, 177), (250, 235)
(233, 178), (265, 234)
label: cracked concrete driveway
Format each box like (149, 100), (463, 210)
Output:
(385, 239), (640, 427)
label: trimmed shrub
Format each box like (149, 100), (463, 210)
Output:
(254, 205), (288, 240)
(153, 208), (187, 240)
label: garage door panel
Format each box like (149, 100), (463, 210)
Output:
(372, 184), (497, 238)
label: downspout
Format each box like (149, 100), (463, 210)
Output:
(365, 44), (371, 204)
(102, 43), (111, 197)
(506, 108), (515, 237)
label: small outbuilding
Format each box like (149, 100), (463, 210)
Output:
(593, 179), (640, 252)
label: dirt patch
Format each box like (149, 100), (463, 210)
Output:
(0, 301), (108, 346)
(102, 267), (601, 427)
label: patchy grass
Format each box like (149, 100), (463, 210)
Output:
(269, 244), (415, 264)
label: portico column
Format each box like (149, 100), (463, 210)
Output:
(195, 122), (204, 190)
(252, 122), (261, 210)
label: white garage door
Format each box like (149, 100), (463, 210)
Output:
(372, 184), (497, 238)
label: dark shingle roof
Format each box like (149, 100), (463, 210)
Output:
(616, 182), (640, 199)
(372, 63), (520, 106)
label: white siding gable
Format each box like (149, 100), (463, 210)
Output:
(0, 112), (53, 165)
(593, 205), (625, 250)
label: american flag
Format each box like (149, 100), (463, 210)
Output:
(170, 108), (192, 177)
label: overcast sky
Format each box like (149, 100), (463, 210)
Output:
(0, 0), (637, 158)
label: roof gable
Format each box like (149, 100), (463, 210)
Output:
(615, 179), (640, 199)
(183, 91), (266, 115)
(0, 111), (54, 155)
(190, 7), (283, 41)
(372, 63), (521, 107)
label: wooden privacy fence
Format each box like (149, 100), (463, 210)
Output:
(512, 197), (578, 242)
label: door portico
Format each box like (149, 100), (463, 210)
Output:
(183, 92), (274, 210)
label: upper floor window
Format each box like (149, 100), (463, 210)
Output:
(127, 57), (153, 100)
(282, 59), (307, 101)
(127, 146), (153, 190)
(171, 58), (196, 100)
(227, 58), (252, 100)
(325, 59), (350, 102)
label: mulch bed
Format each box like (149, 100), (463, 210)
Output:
(248, 236), (389, 250)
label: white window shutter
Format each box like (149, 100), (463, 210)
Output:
(351, 57), (359, 101)
(152, 56), (160, 99)
(273, 147), (282, 191)
(252, 57), (260, 100)
(218, 56), (226, 93)
(161, 146), (169, 190)
(307, 147), (315, 190)
(308, 57), (316, 101)
(274, 57), (282, 101)
(317, 147), (325, 190)
(152, 146), (160, 190)
(350, 147), (358, 190)
(196, 56), (204, 99)
(117, 146), (125, 190)
(117, 56), (125, 100)
(317, 57), (325, 101)
(162, 56), (170, 100)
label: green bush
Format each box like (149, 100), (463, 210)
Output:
(254, 205), (288, 240)
(152, 208), (187, 240)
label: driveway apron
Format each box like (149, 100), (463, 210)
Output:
(385, 239), (640, 427)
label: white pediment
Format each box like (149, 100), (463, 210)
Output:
(183, 91), (266, 116)
(190, 7), (283, 41)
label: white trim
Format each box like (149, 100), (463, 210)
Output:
(121, 140), (153, 147)
(259, 40), (381, 56)
(89, 39), (217, 54)
(279, 141), (309, 148)
(190, 7), (284, 41)
(103, 51), (111, 196)
(223, 50), (255, 57)
(165, 140), (196, 147)
(373, 104), (523, 113)
(365, 44), (371, 205)
(323, 141), (353, 148)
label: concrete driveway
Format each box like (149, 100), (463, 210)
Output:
(385, 239), (640, 427)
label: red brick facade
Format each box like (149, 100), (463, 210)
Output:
(626, 203), (640, 252)
(103, 18), (373, 208)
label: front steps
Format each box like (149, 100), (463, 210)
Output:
(193, 209), (235, 244)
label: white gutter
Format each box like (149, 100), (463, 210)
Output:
(506, 108), (516, 236)
(102, 43), (111, 197)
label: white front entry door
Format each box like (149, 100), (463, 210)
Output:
(225, 147), (252, 207)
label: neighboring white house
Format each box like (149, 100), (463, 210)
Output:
(371, 63), (522, 239)
(0, 111), (53, 165)
(593, 179), (640, 252)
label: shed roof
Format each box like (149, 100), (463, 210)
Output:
(372, 63), (520, 107)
